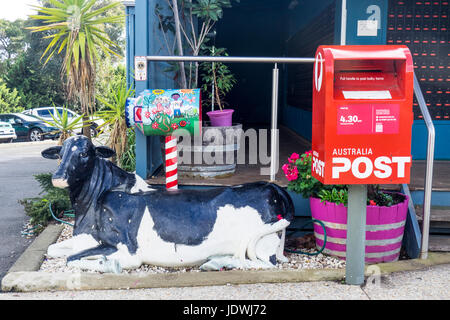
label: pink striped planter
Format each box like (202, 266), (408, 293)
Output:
(310, 193), (408, 264)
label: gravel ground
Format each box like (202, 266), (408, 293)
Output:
(1, 264), (449, 300)
(38, 223), (346, 274)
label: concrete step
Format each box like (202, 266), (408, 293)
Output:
(429, 235), (450, 252)
(415, 205), (450, 227)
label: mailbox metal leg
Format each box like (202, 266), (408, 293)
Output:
(346, 184), (367, 285)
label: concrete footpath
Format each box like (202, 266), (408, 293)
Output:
(1, 223), (449, 300)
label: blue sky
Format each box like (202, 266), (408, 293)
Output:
(0, 0), (40, 21)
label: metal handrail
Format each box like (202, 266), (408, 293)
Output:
(145, 55), (316, 64)
(413, 72), (435, 259)
(145, 55), (316, 181)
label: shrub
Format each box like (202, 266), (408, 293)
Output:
(119, 128), (136, 172)
(19, 173), (71, 232)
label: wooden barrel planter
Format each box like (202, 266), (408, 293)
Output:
(162, 123), (243, 179)
(310, 193), (409, 263)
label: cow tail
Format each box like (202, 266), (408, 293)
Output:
(272, 183), (294, 222)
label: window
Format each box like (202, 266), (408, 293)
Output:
(37, 109), (54, 117)
(56, 108), (74, 118)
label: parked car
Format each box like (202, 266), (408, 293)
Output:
(0, 113), (59, 142)
(23, 106), (104, 136)
(0, 121), (17, 143)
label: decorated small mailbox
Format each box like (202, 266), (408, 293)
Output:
(125, 89), (202, 189)
(311, 45), (414, 185)
(125, 89), (201, 136)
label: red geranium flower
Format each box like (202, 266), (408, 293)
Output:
(288, 152), (300, 163)
(152, 122), (159, 129)
(282, 163), (298, 181)
(369, 200), (377, 206)
(144, 111), (151, 119)
(171, 123), (179, 130)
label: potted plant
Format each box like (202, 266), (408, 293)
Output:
(282, 151), (409, 263)
(200, 46), (237, 127)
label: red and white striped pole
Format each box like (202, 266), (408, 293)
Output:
(165, 135), (178, 190)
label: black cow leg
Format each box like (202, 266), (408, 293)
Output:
(67, 244), (118, 262)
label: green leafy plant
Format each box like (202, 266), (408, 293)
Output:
(119, 128), (136, 172)
(282, 151), (403, 207)
(200, 46), (236, 111)
(283, 151), (340, 199)
(40, 105), (85, 145)
(317, 187), (396, 207)
(318, 188), (348, 206)
(19, 173), (71, 233)
(95, 81), (135, 167)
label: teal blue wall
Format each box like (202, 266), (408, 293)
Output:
(412, 120), (450, 160)
(335, 0), (388, 45)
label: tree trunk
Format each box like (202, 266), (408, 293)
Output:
(82, 115), (92, 141)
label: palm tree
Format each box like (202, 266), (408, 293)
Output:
(28, 0), (123, 139)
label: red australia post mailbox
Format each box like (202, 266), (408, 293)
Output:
(311, 45), (414, 185)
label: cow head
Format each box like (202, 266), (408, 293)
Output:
(42, 136), (115, 189)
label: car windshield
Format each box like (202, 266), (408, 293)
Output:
(37, 109), (54, 117)
(14, 113), (42, 122)
(0, 122), (11, 127)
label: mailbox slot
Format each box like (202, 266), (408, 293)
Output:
(334, 59), (407, 100)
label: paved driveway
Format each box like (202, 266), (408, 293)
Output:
(0, 141), (57, 284)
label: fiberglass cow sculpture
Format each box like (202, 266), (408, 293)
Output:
(42, 136), (294, 273)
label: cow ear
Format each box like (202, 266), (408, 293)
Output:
(95, 146), (116, 158)
(41, 146), (61, 160)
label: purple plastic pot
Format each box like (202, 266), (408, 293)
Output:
(206, 109), (234, 127)
(310, 192), (409, 263)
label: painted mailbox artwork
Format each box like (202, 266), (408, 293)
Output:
(126, 89), (201, 136)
